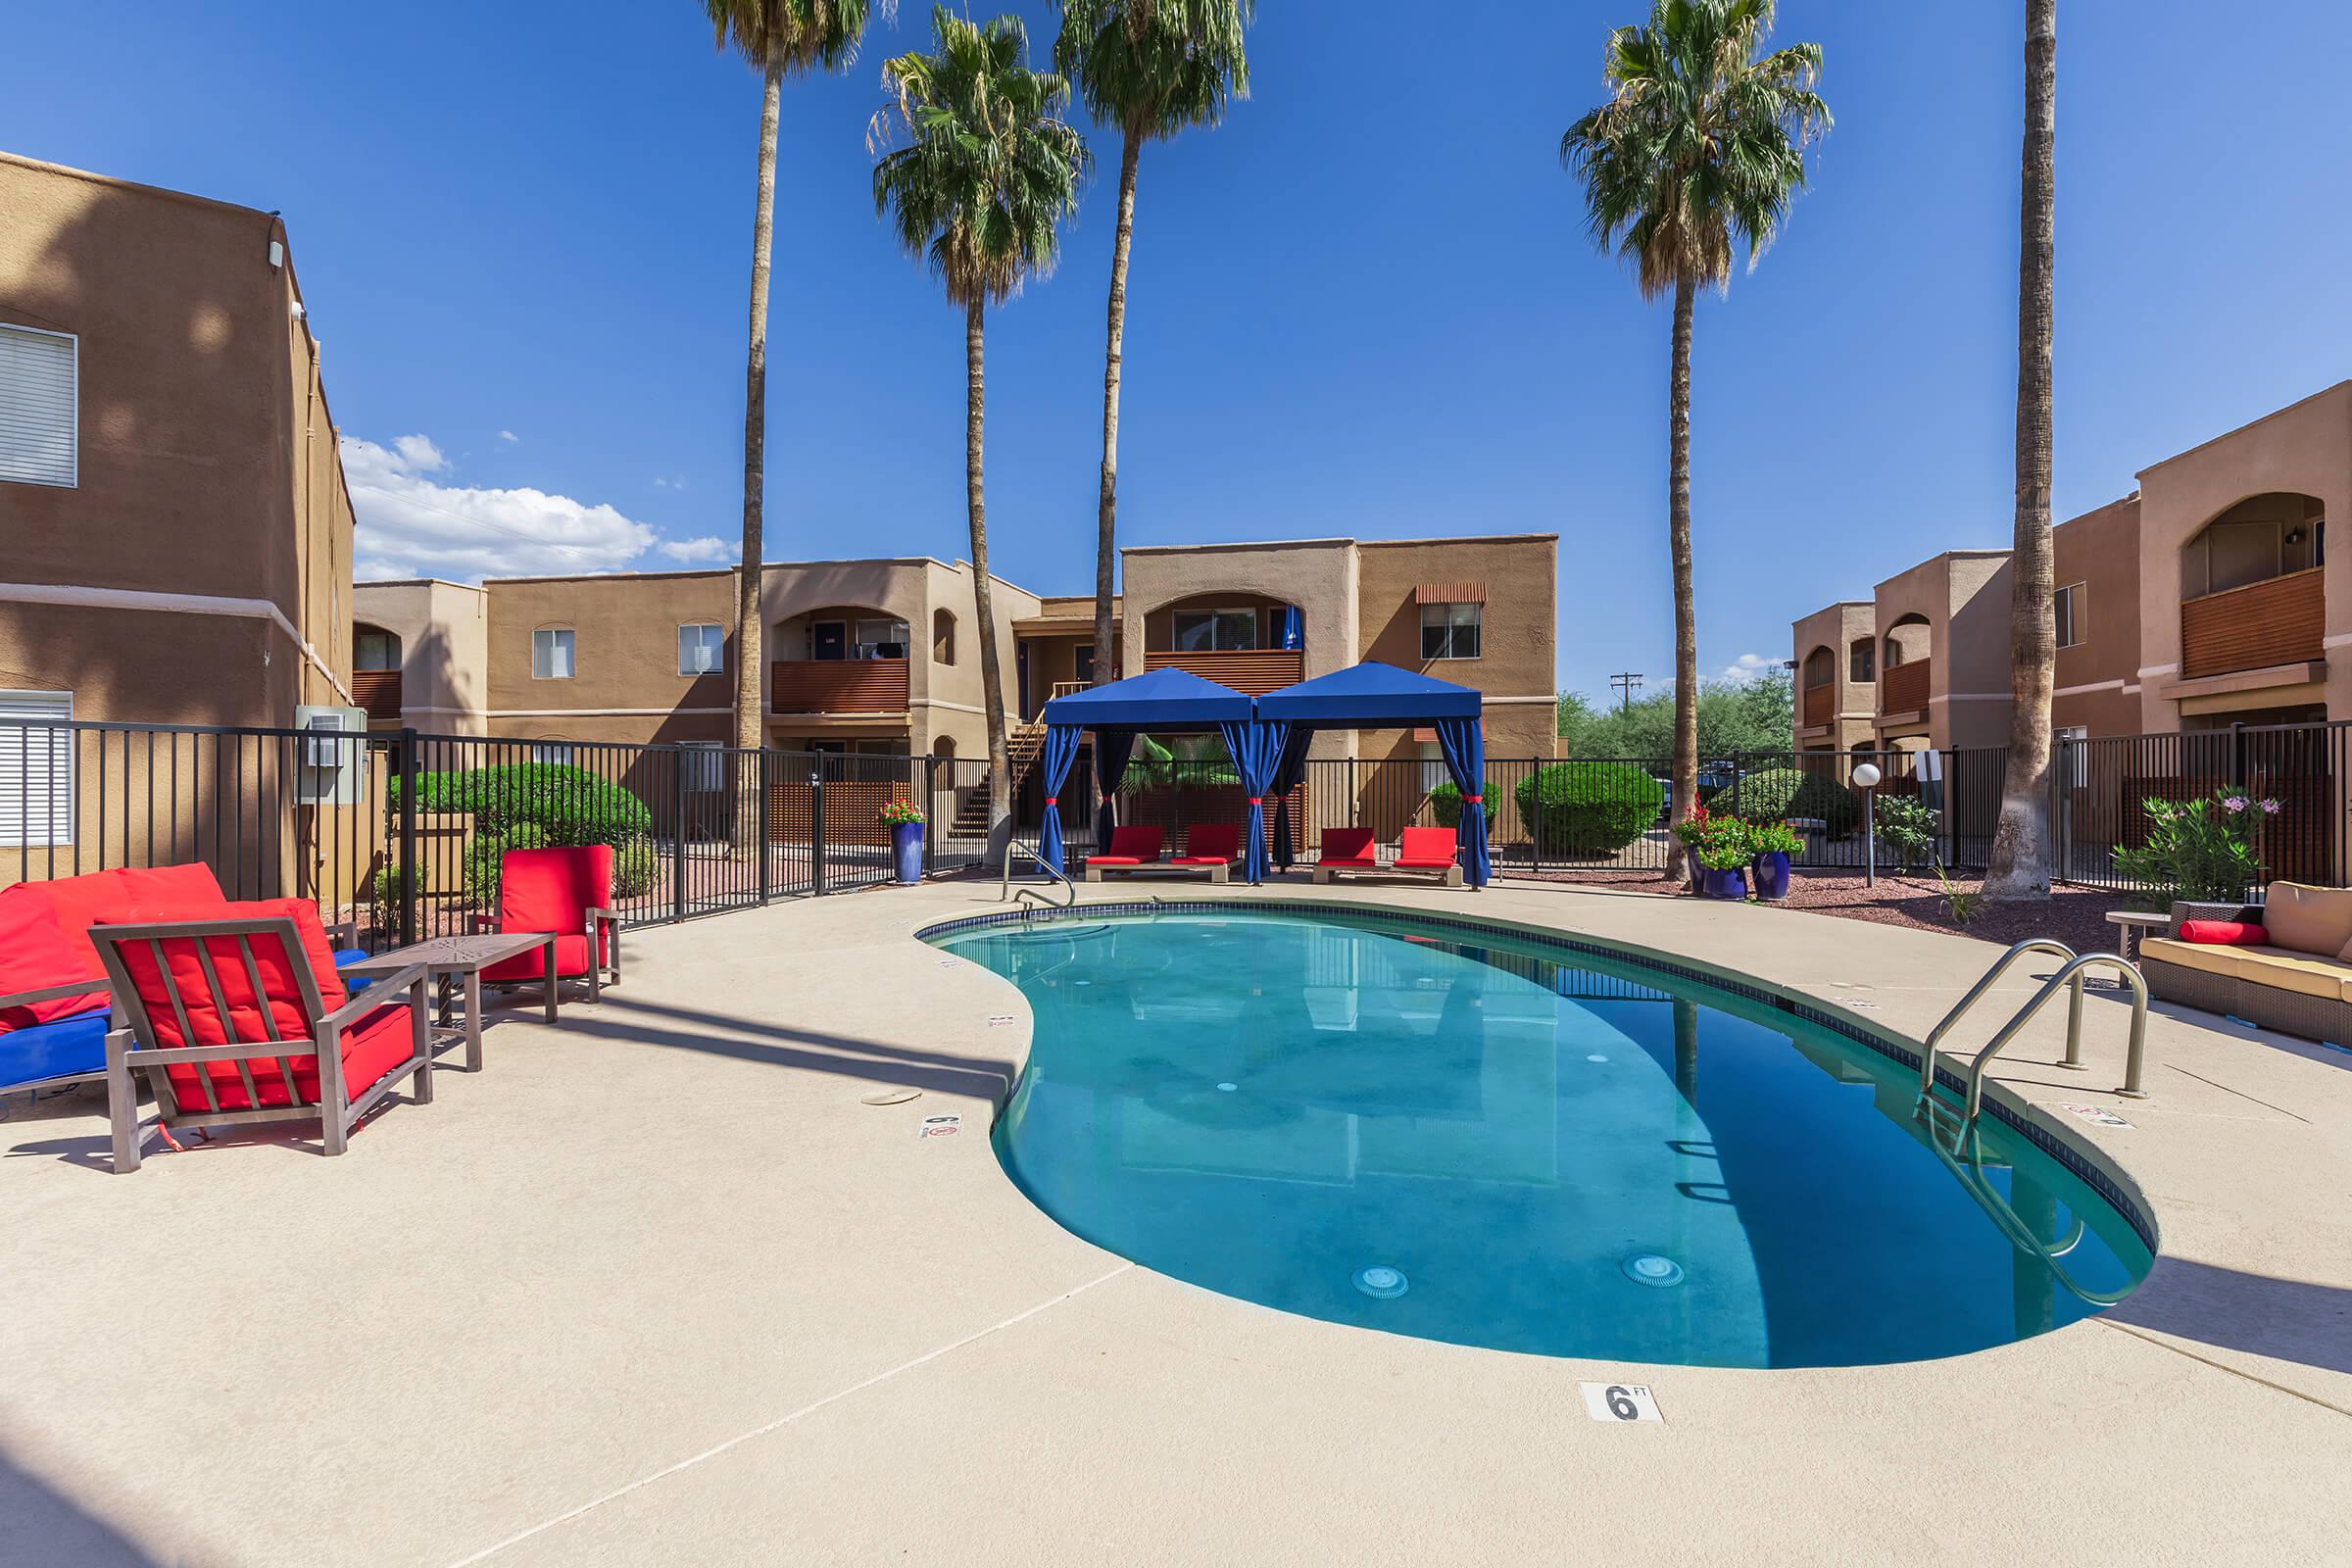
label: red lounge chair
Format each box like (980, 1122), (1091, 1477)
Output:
(1167, 823), (1243, 883)
(1393, 826), (1465, 887)
(88, 904), (433, 1172)
(1310, 827), (1381, 883)
(1083, 825), (1166, 881)
(471, 847), (621, 1001)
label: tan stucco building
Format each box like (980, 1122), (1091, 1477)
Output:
(0, 153), (356, 729)
(1791, 383), (2347, 752)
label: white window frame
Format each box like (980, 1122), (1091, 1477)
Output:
(678, 621), (724, 676)
(853, 618), (910, 660)
(533, 626), (576, 680)
(530, 741), (573, 765)
(1420, 602), (1482, 661)
(2054, 581), (2085, 650)
(1171, 607), (1258, 653)
(0, 323), (79, 489)
(0, 689), (75, 847)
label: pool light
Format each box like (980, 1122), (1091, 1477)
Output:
(1353, 1265), (1409, 1299)
(1622, 1254), (1686, 1288)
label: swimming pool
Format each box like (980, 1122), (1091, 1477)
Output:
(933, 906), (2152, 1368)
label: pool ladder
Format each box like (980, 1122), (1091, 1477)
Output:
(999, 846), (1076, 923)
(1911, 939), (2152, 1155)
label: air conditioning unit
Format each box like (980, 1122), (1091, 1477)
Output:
(294, 706), (368, 806)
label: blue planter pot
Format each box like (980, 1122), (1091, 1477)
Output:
(1750, 851), (1790, 902)
(892, 820), (925, 884)
(1698, 866), (1748, 901)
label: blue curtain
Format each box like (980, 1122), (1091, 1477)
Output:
(1220, 718), (1291, 884)
(1268, 726), (1315, 870)
(1279, 606), (1302, 651)
(1037, 723), (1084, 875)
(1432, 716), (1491, 888)
(1093, 730), (1137, 858)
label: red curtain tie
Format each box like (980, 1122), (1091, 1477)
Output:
(1249, 797), (1263, 806)
(1463, 795), (1482, 805)
(1044, 797), (1056, 807)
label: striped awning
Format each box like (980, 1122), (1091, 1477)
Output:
(1416, 581), (1487, 605)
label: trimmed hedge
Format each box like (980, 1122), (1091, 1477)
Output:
(1515, 762), (1664, 855)
(1429, 778), (1498, 830)
(387, 762), (658, 906)
(1705, 767), (1860, 838)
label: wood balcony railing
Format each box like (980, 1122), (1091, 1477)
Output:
(1142, 649), (1305, 697)
(1801, 683), (1834, 728)
(2180, 567), (2325, 679)
(770, 658), (909, 714)
(1880, 658), (1931, 716)
(351, 668), (403, 726)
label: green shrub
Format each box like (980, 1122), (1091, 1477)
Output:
(1871, 795), (1939, 872)
(1706, 767), (1860, 838)
(611, 839), (658, 899)
(1429, 778), (1498, 830)
(1514, 762), (1664, 855)
(389, 762), (657, 908)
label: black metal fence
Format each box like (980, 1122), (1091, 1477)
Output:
(6, 717), (2348, 939)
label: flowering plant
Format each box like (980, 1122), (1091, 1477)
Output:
(877, 797), (926, 827)
(2112, 784), (2269, 906)
(1747, 820), (1805, 857)
(1678, 809), (1755, 871)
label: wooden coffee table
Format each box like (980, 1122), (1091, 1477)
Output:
(339, 932), (559, 1072)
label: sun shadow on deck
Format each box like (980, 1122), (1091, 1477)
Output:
(0, 1450), (162, 1566)
(2107, 1255), (2352, 1378)
(568, 994), (1020, 1102)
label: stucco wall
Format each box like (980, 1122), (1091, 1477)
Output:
(488, 570), (737, 743)
(1789, 601), (1875, 751)
(2051, 495), (2142, 738)
(1874, 552), (2013, 750)
(355, 578), (489, 733)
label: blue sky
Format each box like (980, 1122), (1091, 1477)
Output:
(8, 1), (2350, 699)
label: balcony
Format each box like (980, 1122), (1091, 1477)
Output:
(2180, 567), (2324, 680)
(352, 668), (403, 727)
(1801, 683), (1834, 728)
(770, 658), (909, 715)
(1142, 649), (1305, 697)
(1880, 659), (1931, 717)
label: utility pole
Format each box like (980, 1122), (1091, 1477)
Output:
(1609, 671), (1643, 715)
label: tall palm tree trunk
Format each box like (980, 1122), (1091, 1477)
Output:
(733, 47), (782, 758)
(1666, 275), (1699, 883)
(1985, 0), (2057, 899)
(964, 297), (1012, 863)
(1091, 125), (1143, 687)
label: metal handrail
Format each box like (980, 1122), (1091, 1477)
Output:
(1000, 843), (1077, 914)
(1924, 1134), (2135, 1307)
(1915, 940), (2081, 1102)
(1956, 954), (2151, 1123)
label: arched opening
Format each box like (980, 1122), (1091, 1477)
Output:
(2181, 492), (2325, 599)
(2180, 493), (2327, 680)
(932, 735), (956, 759)
(932, 609), (956, 665)
(1880, 614), (1932, 717)
(1848, 637), (1876, 685)
(1801, 646), (1835, 689)
(770, 606), (912, 718)
(352, 623), (403, 726)
(354, 624), (401, 671)
(1140, 592), (1305, 695)
(1882, 613), (1931, 669)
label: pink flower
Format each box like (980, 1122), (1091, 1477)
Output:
(2222, 795), (2249, 812)
(2260, 798), (2281, 815)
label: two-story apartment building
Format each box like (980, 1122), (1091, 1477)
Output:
(0, 153), (356, 730)
(1793, 383), (2347, 752)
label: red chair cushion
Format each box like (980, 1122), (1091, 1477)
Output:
(2180, 919), (2268, 947)
(1104, 826), (1163, 861)
(111, 903), (345, 1054)
(481, 934), (595, 984)
(165, 1003), (417, 1115)
(1396, 827), (1458, 867)
(492, 847), (612, 960)
(1320, 829), (1377, 866)
(1182, 824), (1241, 862)
(0, 864), (228, 1030)
(1088, 858), (1148, 867)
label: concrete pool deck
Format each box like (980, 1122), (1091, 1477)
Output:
(2, 877), (2347, 1565)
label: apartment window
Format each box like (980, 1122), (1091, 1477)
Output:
(0, 690), (74, 847)
(682, 741), (723, 792)
(678, 622), (724, 676)
(0, 324), (77, 487)
(855, 618), (909, 660)
(1421, 603), (1482, 661)
(1849, 641), (1875, 684)
(932, 610), (956, 665)
(355, 630), (402, 672)
(530, 742), (573, 765)
(2054, 582), (2085, 650)
(533, 627), (575, 680)
(1172, 609), (1257, 652)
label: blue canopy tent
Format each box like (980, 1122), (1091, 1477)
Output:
(1033, 667), (1255, 876)
(1254, 662), (1491, 888)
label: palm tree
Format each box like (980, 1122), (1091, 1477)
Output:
(704, 0), (890, 756)
(872, 7), (1089, 862)
(1561, 0), (1829, 882)
(1984, 0), (2058, 900)
(1053, 0), (1254, 685)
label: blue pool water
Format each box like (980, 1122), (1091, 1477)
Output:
(935, 909), (2151, 1368)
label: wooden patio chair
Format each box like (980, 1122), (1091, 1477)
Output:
(89, 905), (433, 1173)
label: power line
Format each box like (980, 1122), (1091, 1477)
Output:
(1608, 671), (1643, 714)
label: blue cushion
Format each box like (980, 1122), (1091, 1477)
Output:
(332, 948), (376, 992)
(0, 1008), (111, 1092)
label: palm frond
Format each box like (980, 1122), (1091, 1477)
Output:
(707, 0), (895, 77)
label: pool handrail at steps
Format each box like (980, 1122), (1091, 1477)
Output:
(999, 843), (1077, 919)
(1914, 940), (2153, 1146)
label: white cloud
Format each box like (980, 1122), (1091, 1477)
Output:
(497, 429), (519, 443)
(343, 433), (658, 581)
(653, 475), (689, 490)
(1716, 653), (1780, 685)
(657, 535), (735, 564)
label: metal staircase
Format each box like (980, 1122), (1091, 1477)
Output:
(949, 719), (1050, 838)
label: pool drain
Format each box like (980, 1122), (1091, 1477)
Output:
(1586, 1054), (1609, 1063)
(1621, 1254), (1685, 1288)
(1215, 1082), (1238, 1093)
(1353, 1265), (1409, 1299)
